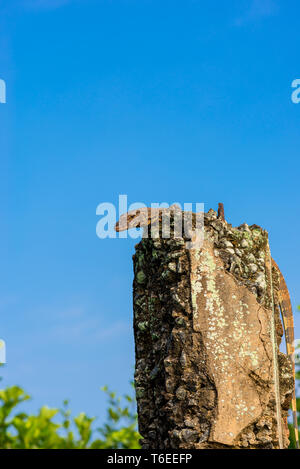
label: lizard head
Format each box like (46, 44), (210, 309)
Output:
(115, 204), (182, 232)
(115, 208), (149, 232)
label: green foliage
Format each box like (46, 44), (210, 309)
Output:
(0, 376), (141, 449)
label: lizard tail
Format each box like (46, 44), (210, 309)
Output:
(278, 302), (299, 449)
(291, 389), (300, 449)
(273, 259), (299, 449)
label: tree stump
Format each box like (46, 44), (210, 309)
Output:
(133, 208), (293, 449)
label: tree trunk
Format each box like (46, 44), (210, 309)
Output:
(133, 208), (293, 449)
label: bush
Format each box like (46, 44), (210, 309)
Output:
(0, 377), (141, 449)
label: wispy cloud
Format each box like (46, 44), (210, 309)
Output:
(234, 0), (279, 26)
(57, 305), (131, 343)
(15, 303), (131, 347)
(50, 315), (130, 344)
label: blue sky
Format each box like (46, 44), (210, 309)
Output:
(0, 0), (300, 420)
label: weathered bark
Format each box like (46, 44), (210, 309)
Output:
(133, 208), (293, 449)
